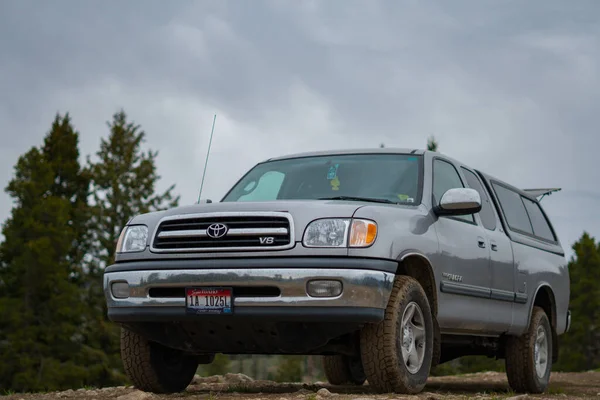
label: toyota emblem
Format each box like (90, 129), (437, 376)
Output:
(206, 223), (229, 239)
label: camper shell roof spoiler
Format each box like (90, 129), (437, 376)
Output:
(522, 188), (562, 201)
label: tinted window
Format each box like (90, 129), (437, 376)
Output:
(522, 197), (556, 242)
(433, 159), (473, 223)
(222, 154), (423, 204)
(237, 171), (285, 202)
(461, 168), (497, 231)
(492, 183), (533, 234)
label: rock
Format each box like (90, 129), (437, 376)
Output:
(100, 387), (113, 392)
(506, 395), (529, 400)
(116, 390), (154, 400)
(86, 390), (99, 396)
(224, 373), (254, 384)
(316, 388), (332, 397)
(192, 374), (226, 384)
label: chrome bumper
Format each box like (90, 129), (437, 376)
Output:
(104, 268), (394, 311)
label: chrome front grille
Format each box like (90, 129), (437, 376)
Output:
(150, 212), (294, 252)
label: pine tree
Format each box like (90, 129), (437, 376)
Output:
(554, 232), (600, 371)
(82, 109), (180, 383)
(88, 109), (179, 267)
(0, 113), (101, 391)
(427, 135), (439, 152)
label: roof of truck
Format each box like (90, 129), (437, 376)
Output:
(265, 148), (426, 162)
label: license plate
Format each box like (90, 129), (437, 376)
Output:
(185, 287), (233, 315)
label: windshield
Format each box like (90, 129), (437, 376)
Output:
(221, 153), (423, 204)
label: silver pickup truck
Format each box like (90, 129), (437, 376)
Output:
(104, 148), (570, 395)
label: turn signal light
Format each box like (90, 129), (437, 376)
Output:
(349, 219), (377, 247)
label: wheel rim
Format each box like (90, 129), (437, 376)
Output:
(534, 324), (549, 378)
(399, 301), (426, 374)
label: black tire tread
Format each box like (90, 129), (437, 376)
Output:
(360, 275), (432, 394)
(322, 355), (354, 385)
(505, 306), (552, 394)
(121, 328), (197, 393)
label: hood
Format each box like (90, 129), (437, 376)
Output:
(130, 200), (365, 240)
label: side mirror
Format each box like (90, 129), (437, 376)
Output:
(434, 188), (481, 216)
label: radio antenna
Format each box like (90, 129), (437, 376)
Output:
(197, 113), (217, 203)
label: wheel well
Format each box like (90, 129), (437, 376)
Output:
(396, 254), (438, 317)
(533, 285), (559, 363)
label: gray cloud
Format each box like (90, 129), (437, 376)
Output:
(0, 0), (598, 258)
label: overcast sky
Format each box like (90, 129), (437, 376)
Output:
(0, 0), (598, 259)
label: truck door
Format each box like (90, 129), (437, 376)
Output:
(431, 158), (493, 333)
(462, 167), (515, 333)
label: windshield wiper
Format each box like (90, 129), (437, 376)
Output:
(317, 196), (397, 204)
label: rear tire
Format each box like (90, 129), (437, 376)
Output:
(360, 275), (433, 394)
(505, 306), (553, 394)
(322, 355), (366, 385)
(121, 327), (199, 393)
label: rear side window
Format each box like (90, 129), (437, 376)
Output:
(461, 168), (497, 231)
(522, 197), (556, 242)
(492, 183), (533, 234)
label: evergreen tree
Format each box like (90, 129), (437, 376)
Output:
(88, 109), (179, 267)
(427, 135), (439, 152)
(554, 232), (600, 371)
(0, 114), (103, 391)
(82, 109), (180, 384)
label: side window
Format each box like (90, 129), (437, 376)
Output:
(237, 171), (285, 202)
(491, 183), (533, 234)
(433, 159), (474, 223)
(522, 197), (556, 242)
(461, 168), (497, 231)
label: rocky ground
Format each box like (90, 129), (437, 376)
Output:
(2, 371), (599, 400)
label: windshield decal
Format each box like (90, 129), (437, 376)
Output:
(327, 163), (339, 180)
(330, 176), (341, 191)
(397, 194), (415, 203)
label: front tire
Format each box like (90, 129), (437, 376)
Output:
(322, 355), (366, 385)
(121, 328), (200, 394)
(360, 275), (434, 394)
(505, 306), (553, 394)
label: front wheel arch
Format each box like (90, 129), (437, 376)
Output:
(396, 253), (441, 367)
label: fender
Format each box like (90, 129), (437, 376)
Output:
(396, 249), (438, 316)
(526, 282), (559, 362)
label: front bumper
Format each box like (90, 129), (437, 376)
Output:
(104, 260), (396, 324)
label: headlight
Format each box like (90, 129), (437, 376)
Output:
(116, 225), (148, 253)
(303, 219), (350, 247)
(302, 218), (377, 248)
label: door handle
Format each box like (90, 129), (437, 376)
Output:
(490, 240), (498, 251)
(477, 237), (486, 248)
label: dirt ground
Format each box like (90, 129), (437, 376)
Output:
(2, 371), (600, 400)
